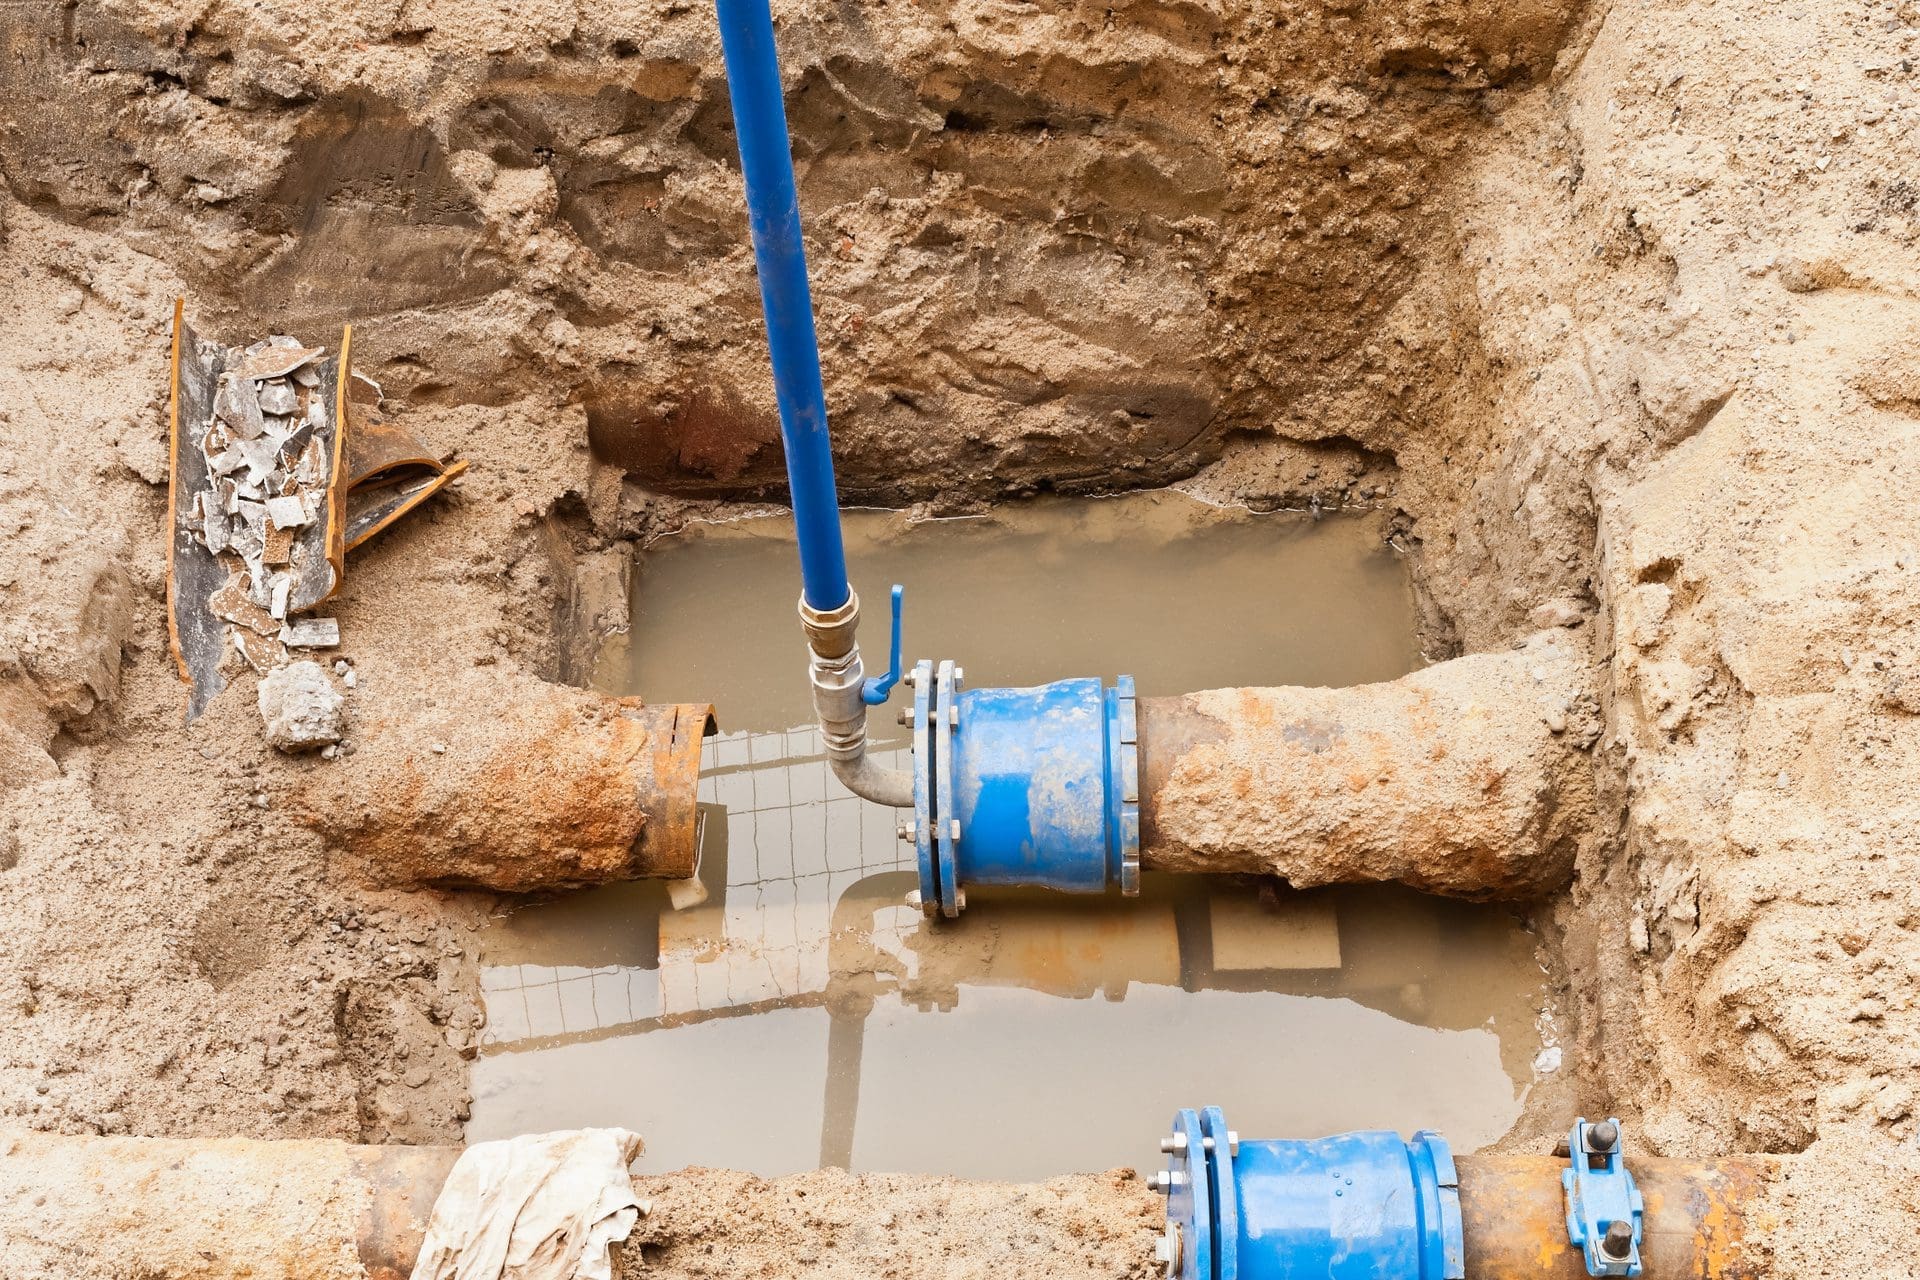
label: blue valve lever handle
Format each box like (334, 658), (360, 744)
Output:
(860, 585), (904, 706)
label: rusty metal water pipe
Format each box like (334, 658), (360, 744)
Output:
(288, 670), (715, 892)
(0, 1131), (1779, 1279)
(1136, 637), (1591, 901)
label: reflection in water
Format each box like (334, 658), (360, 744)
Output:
(470, 497), (1549, 1177)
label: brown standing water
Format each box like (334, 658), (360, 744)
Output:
(470, 494), (1552, 1179)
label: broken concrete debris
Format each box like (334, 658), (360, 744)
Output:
(281, 617), (341, 649)
(265, 495), (309, 530)
(167, 304), (466, 732)
(168, 307), (345, 711)
(257, 660), (345, 752)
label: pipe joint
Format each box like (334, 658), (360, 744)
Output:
(800, 591), (868, 760)
(906, 663), (1140, 917)
(799, 591), (861, 660)
(808, 645), (869, 757)
(800, 591), (913, 806)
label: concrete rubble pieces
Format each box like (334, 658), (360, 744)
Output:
(281, 617), (341, 649)
(288, 667), (714, 892)
(168, 308), (349, 719)
(188, 335), (334, 658)
(257, 660), (346, 753)
(167, 306), (466, 734)
(1138, 633), (1597, 900)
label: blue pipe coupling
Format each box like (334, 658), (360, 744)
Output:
(905, 661), (1140, 917)
(1154, 1108), (1465, 1280)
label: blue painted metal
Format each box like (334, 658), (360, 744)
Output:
(713, 0), (850, 612)
(933, 661), (961, 917)
(1162, 1108), (1464, 1280)
(909, 659), (935, 916)
(860, 585), (905, 705)
(1166, 1110), (1213, 1280)
(908, 674), (1141, 912)
(949, 678), (1107, 892)
(1200, 1106), (1240, 1280)
(1562, 1117), (1645, 1277)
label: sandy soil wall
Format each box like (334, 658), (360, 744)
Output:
(2, 0), (1918, 1271)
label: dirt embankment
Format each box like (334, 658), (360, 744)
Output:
(2, 0), (1919, 1272)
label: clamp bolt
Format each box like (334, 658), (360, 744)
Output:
(1588, 1120), (1619, 1153)
(1601, 1220), (1634, 1261)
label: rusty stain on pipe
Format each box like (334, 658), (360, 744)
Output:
(291, 671), (715, 892)
(352, 1143), (465, 1280)
(1136, 638), (1594, 900)
(0, 1132), (460, 1280)
(0, 1135), (1781, 1280)
(1455, 1154), (1782, 1279)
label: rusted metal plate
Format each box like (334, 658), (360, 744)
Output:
(341, 383), (468, 551)
(168, 307), (350, 717)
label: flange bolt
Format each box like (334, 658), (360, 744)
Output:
(1601, 1220), (1634, 1260)
(1589, 1120), (1620, 1153)
(1158, 1133), (1187, 1155)
(1154, 1224), (1183, 1270)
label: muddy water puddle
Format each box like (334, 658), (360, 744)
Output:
(470, 493), (1549, 1178)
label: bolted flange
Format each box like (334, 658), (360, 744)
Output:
(900, 666), (1140, 916)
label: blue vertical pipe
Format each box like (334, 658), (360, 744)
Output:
(714, 0), (852, 612)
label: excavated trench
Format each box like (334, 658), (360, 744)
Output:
(5, 0), (1917, 1271)
(475, 496), (1560, 1178)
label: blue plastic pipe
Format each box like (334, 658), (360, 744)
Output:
(714, 0), (851, 612)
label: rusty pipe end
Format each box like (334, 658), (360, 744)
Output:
(627, 700), (717, 880)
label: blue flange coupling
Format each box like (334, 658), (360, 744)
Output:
(1154, 1108), (1464, 1280)
(906, 663), (1139, 917)
(1562, 1117), (1644, 1277)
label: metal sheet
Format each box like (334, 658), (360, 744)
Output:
(165, 303), (229, 720)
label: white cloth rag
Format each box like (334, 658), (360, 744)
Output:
(410, 1129), (646, 1280)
